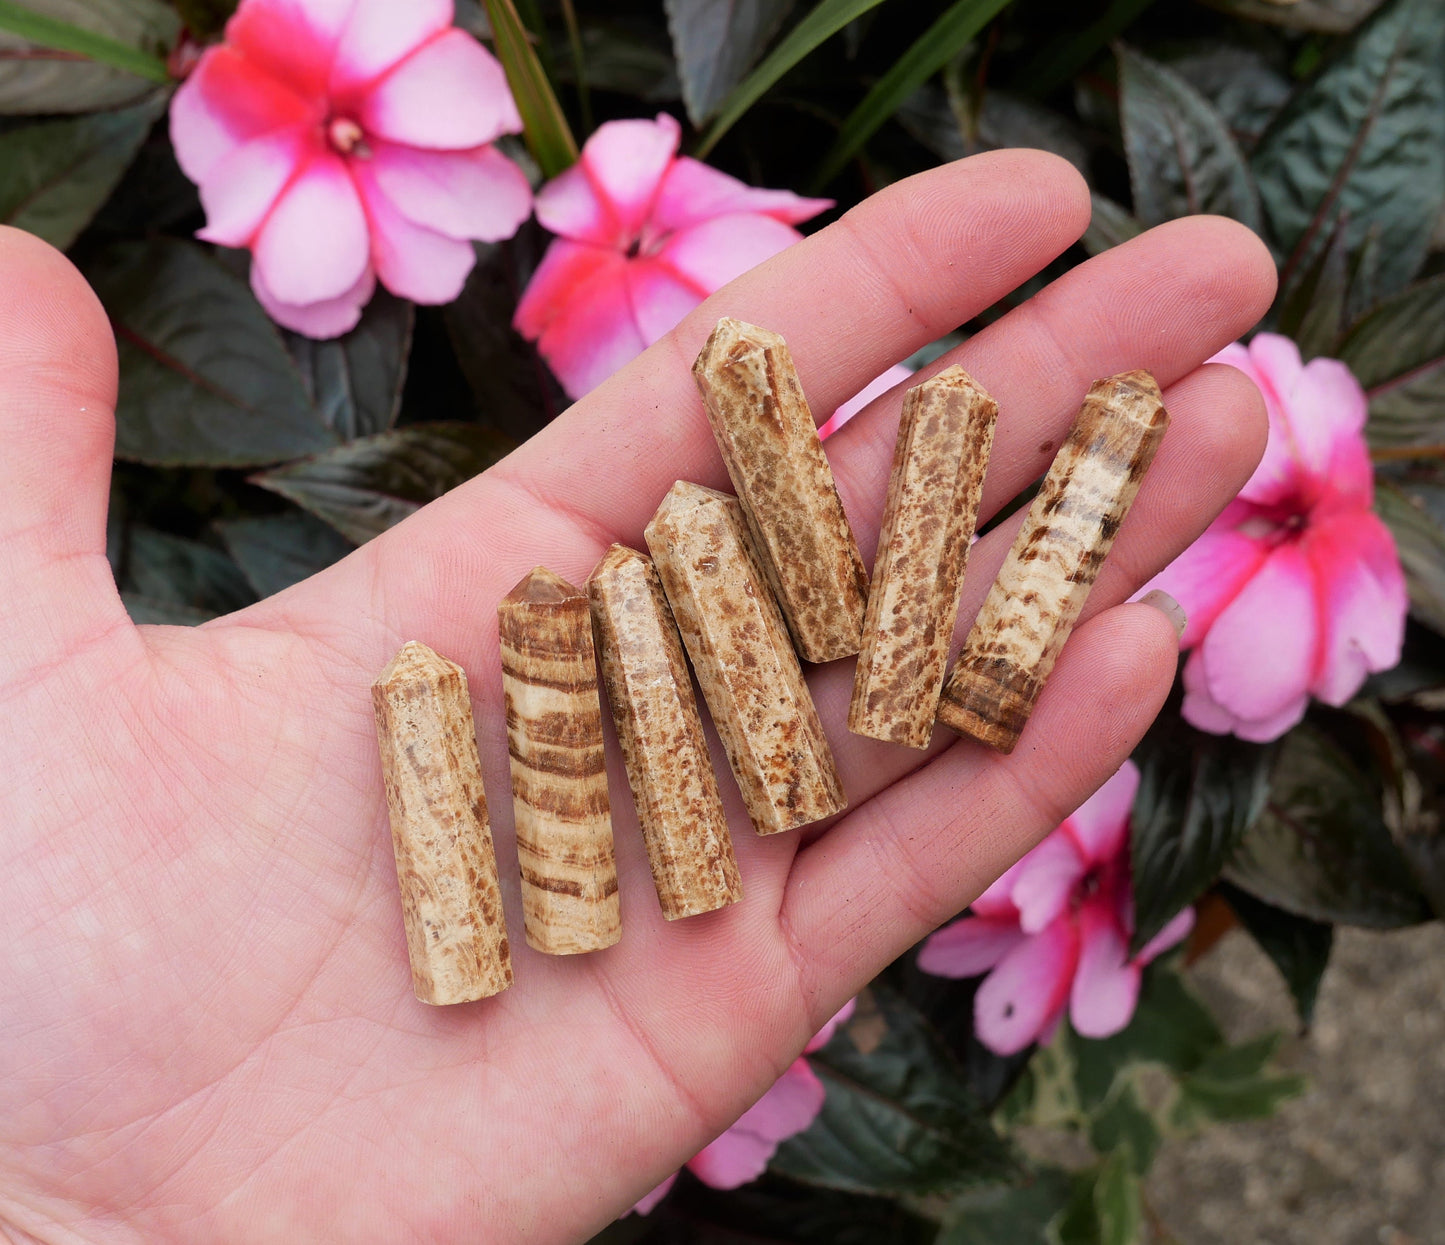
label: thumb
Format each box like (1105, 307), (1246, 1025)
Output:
(0, 227), (128, 679)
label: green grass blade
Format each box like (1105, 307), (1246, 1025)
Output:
(0, 0), (170, 83)
(480, 0), (578, 178)
(695, 0), (891, 160)
(811, 0), (1015, 189)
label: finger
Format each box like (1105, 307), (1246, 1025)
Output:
(827, 214), (1277, 561)
(0, 228), (128, 675)
(780, 601), (1181, 1020)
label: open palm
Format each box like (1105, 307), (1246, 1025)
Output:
(0, 151), (1274, 1244)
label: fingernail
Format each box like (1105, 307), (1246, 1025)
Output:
(1139, 589), (1186, 642)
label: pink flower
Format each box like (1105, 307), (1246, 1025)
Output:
(514, 113), (832, 399)
(817, 363), (915, 440)
(631, 1000), (855, 1215)
(171, 0), (532, 338)
(1142, 334), (1407, 741)
(917, 762), (1193, 1056)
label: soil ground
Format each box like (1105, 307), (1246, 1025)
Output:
(1148, 923), (1445, 1245)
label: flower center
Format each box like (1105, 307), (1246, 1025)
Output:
(327, 117), (371, 159)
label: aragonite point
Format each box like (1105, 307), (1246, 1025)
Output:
(372, 640), (512, 1004)
(937, 370), (1168, 753)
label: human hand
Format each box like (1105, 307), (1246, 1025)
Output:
(0, 150), (1273, 1244)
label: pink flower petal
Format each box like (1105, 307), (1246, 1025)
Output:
(631, 1172), (677, 1216)
(195, 126), (311, 247)
(361, 30), (522, 150)
(1069, 898), (1141, 1039)
(688, 1060), (824, 1189)
(655, 212), (804, 294)
(918, 915), (1028, 978)
(1136, 904), (1196, 966)
(804, 998), (856, 1054)
(1287, 355), (1369, 481)
(652, 156), (832, 233)
(1062, 760), (1140, 867)
(1139, 526), (1270, 650)
(353, 163), (477, 303)
(1306, 511), (1407, 705)
(529, 249), (647, 399)
(169, 44), (316, 184)
(253, 151), (370, 304)
(534, 162), (615, 246)
(1214, 335), (1299, 508)
(329, 0), (451, 97)
(513, 238), (614, 342)
(971, 856), (1029, 919)
(974, 918), (1080, 1056)
(367, 141), (532, 242)
(1008, 831), (1088, 935)
(1182, 647), (1309, 741)
(626, 257), (706, 344)
(577, 113), (682, 242)
(1198, 543), (1319, 724)
(819, 363), (914, 440)
(251, 259), (375, 338)
(227, 0), (353, 99)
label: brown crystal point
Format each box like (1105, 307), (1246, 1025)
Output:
(692, 318), (868, 663)
(645, 481), (846, 835)
(589, 544), (742, 919)
(849, 366), (999, 749)
(937, 370), (1169, 753)
(498, 566), (621, 954)
(372, 640), (512, 1005)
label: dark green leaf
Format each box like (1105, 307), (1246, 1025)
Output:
(812, 0), (1015, 189)
(1053, 1155), (1141, 1245)
(1363, 620), (1445, 701)
(122, 593), (215, 626)
(1252, 0), (1445, 295)
(1129, 714), (1277, 953)
(1169, 1035), (1306, 1125)
(444, 234), (566, 442)
(1168, 44), (1292, 150)
(216, 511), (355, 599)
(696, 0), (890, 159)
(1092, 1150), (1142, 1245)
(1225, 721), (1431, 927)
(564, 24), (680, 100)
(1275, 212), (1349, 360)
(937, 1167), (1073, 1245)
(0, 0), (170, 85)
(251, 424), (514, 545)
(0, 94), (162, 250)
(89, 240), (333, 468)
(1081, 194), (1143, 256)
(771, 987), (1017, 1197)
(1338, 275), (1445, 451)
(1373, 480), (1445, 635)
(117, 526), (255, 620)
(172, 0), (237, 38)
(1219, 881), (1334, 1025)
(632, 1173), (937, 1245)
(1197, 0), (1385, 33)
(0, 0), (176, 112)
(1009, 0), (1156, 98)
(481, 0), (577, 177)
(665, 0), (793, 125)
(893, 84), (1087, 171)
(1069, 967), (1223, 1109)
(1087, 1082), (1160, 1175)
(1117, 42), (1263, 232)
(286, 289), (414, 441)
